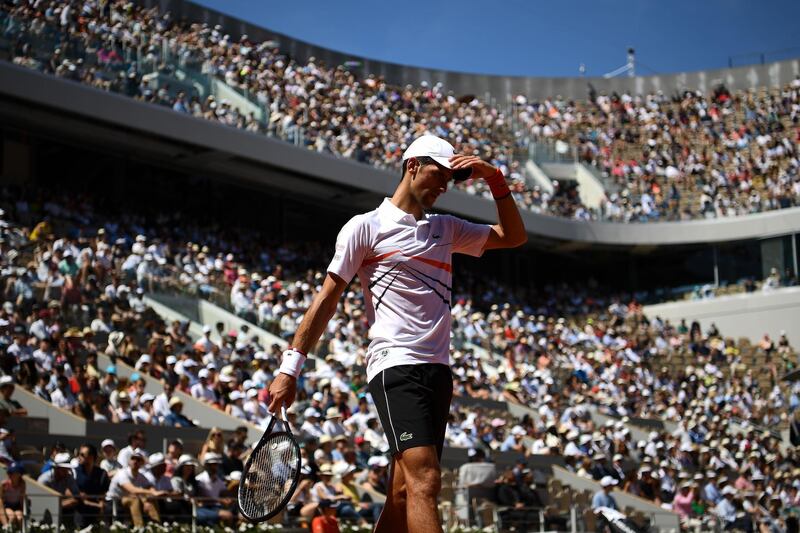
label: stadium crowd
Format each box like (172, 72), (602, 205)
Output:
(1, 178), (799, 531)
(517, 84), (800, 221)
(3, 0), (800, 224)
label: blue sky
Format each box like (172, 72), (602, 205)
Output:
(193, 0), (800, 77)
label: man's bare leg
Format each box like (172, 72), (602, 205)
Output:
(396, 446), (441, 533)
(374, 455), (407, 532)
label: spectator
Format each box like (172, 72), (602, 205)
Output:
(337, 463), (382, 524)
(311, 499), (342, 533)
(74, 444), (109, 526)
(0, 377), (26, 416)
(37, 453), (81, 520)
(106, 449), (165, 528)
(118, 431), (148, 467)
(287, 464), (320, 522)
(164, 396), (194, 427)
(312, 463), (363, 524)
(199, 428), (225, 458)
(166, 454), (199, 523)
(715, 485), (738, 527)
(0, 462), (26, 528)
(592, 476), (619, 510)
(99, 439), (122, 477)
(194, 452), (234, 526)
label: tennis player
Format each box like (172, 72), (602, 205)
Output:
(269, 134), (527, 532)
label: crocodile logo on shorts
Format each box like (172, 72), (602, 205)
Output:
(399, 432), (413, 442)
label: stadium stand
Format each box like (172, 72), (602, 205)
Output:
(1, 0), (798, 225)
(1, 172), (799, 531)
(0, 1), (799, 532)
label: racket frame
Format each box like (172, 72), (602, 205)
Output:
(237, 410), (302, 523)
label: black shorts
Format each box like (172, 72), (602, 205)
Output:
(368, 363), (453, 458)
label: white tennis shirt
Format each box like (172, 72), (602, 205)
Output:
(328, 198), (491, 383)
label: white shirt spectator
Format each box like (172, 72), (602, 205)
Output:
(106, 467), (151, 500)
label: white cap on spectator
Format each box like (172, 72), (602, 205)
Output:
(230, 391), (244, 401)
(203, 452), (223, 465)
(202, 325), (212, 334)
(326, 407), (341, 419)
(303, 408), (320, 418)
(177, 454), (198, 469)
(246, 389), (259, 398)
(54, 453), (73, 468)
(137, 354), (151, 365)
(198, 369), (209, 379)
(600, 476), (618, 487)
(511, 426), (526, 436)
(368, 456), (389, 468)
(140, 393), (155, 404)
(148, 453), (166, 467)
(130, 448), (146, 460)
(721, 486), (737, 496)
(166, 356), (177, 365)
(312, 392), (324, 402)
(101, 439), (116, 450)
(0, 376), (14, 386)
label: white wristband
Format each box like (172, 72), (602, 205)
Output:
(279, 348), (306, 378)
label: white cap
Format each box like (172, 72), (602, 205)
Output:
(202, 325), (212, 334)
(166, 356), (177, 365)
(137, 354), (151, 364)
(600, 476), (618, 487)
(312, 392), (324, 402)
(203, 452), (223, 464)
(304, 407), (320, 418)
(402, 135), (474, 182)
(139, 393), (155, 404)
(54, 453), (73, 468)
(129, 448), (146, 460)
(511, 426), (526, 436)
(198, 369), (209, 379)
(101, 439), (116, 449)
(402, 134), (456, 168)
(368, 456), (390, 468)
(721, 486), (737, 496)
(148, 452), (166, 467)
(230, 391), (244, 401)
(0, 376), (14, 386)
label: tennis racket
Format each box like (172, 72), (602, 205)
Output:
(238, 406), (301, 522)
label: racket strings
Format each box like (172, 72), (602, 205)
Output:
(239, 432), (300, 520)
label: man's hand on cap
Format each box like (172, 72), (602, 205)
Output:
(448, 154), (497, 180)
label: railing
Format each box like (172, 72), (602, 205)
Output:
(22, 493), (257, 531)
(20, 492), (693, 532)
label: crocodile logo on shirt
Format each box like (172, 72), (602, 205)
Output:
(399, 432), (413, 442)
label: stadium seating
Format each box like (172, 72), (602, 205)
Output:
(1, 2), (797, 225)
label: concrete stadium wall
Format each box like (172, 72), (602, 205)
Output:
(96, 352), (263, 444)
(643, 286), (800, 347)
(3, 61), (799, 248)
(12, 387), (87, 436)
(553, 467), (680, 532)
(141, 0), (800, 103)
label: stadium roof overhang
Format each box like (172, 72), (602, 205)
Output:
(1, 61), (798, 252)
